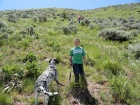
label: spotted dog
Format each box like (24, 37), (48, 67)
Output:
(34, 58), (64, 105)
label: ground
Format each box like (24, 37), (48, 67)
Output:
(12, 81), (112, 105)
(67, 81), (112, 105)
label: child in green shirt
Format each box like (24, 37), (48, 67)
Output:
(69, 38), (87, 86)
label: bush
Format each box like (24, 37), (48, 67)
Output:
(32, 16), (38, 22)
(130, 23), (140, 30)
(21, 12), (28, 18)
(62, 25), (77, 34)
(69, 20), (76, 25)
(23, 53), (38, 78)
(0, 34), (9, 39)
(26, 25), (35, 35)
(7, 28), (14, 34)
(81, 18), (90, 26)
(1, 64), (20, 82)
(98, 28), (131, 42)
(38, 14), (46, 22)
(129, 43), (140, 59)
(7, 14), (18, 23)
(118, 17), (128, 24)
(0, 21), (7, 29)
(116, 26), (128, 31)
(88, 23), (94, 29)
(63, 26), (70, 34)
(0, 39), (5, 47)
(61, 12), (67, 19)
(131, 30), (140, 37)
(24, 61), (39, 78)
(23, 52), (37, 63)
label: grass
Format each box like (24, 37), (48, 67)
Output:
(0, 94), (13, 105)
(0, 3), (140, 105)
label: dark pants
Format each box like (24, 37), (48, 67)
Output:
(78, 19), (80, 23)
(73, 64), (86, 84)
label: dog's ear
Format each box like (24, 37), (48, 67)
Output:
(49, 58), (59, 64)
(53, 58), (59, 64)
(55, 59), (59, 64)
(49, 59), (52, 63)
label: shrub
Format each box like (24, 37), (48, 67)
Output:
(129, 43), (140, 59)
(0, 21), (7, 29)
(23, 53), (38, 78)
(23, 52), (37, 63)
(131, 30), (140, 37)
(7, 28), (14, 34)
(130, 23), (140, 30)
(118, 17), (128, 24)
(112, 20), (122, 27)
(69, 20), (76, 25)
(60, 17), (65, 21)
(7, 14), (18, 23)
(62, 25), (77, 34)
(68, 25), (77, 34)
(116, 26), (128, 31)
(32, 16), (38, 22)
(26, 25), (34, 35)
(0, 39), (5, 47)
(0, 28), (13, 40)
(88, 23), (94, 29)
(81, 18), (90, 26)
(0, 34), (9, 39)
(98, 28), (131, 42)
(1, 64), (20, 82)
(0, 13), (3, 18)
(20, 29), (27, 37)
(61, 12), (67, 19)
(128, 16), (135, 23)
(24, 61), (38, 78)
(63, 26), (70, 34)
(0, 27), (7, 33)
(21, 12), (28, 18)
(38, 14), (46, 22)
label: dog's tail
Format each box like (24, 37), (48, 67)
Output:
(39, 86), (58, 96)
(45, 91), (58, 96)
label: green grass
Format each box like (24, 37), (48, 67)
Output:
(0, 3), (140, 105)
(0, 94), (13, 105)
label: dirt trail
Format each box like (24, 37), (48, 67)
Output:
(67, 81), (112, 105)
(12, 81), (111, 105)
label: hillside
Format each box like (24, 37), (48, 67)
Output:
(0, 3), (140, 105)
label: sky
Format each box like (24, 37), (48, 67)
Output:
(0, 0), (139, 10)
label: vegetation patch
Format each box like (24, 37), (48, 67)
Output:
(98, 28), (131, 42)
(0, 3), (140, 105)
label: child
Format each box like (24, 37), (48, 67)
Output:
(69, 38), (87, 87)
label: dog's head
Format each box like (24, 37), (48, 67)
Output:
(49, 58), (59, 65)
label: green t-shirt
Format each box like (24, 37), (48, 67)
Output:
(69, 46), (86, 64)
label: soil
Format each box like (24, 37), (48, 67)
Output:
(12, 81), (112, 105)
(67, 81), (112, 105)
